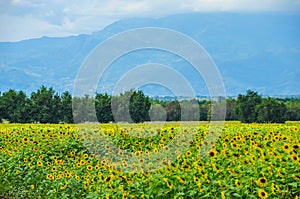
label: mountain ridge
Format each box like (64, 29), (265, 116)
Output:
(0, 12), (299, 96)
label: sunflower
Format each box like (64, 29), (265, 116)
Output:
(235, 179), (241, 187)
(231, 143), (237, 148)
(208, 150), (216, 158)
(66, 173), (72, 178)
(46, 174), (54, 180)
(291, 155), (298, 162)
(75, 175), (80, 181)
(37, 161), (43, 167)
(182, 164), (190, 170)
(87, 165), (93, 171)
(257, 177), (268, 187)
(104, 176), (111, 183)
(176, 176), (186, 184)
(186, 150), (192, 156)
(271, 183), (275, 194)
(23, 158), (28, 162)
(258, 189), (268, 199)
(139, 158), (145, 164)
(22, 137), (28, 143)
(163, 178), (173, 189)
(267, 167), (273, 176)
(221, 192), (226, 199)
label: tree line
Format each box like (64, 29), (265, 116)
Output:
(0, 86), (299, 124)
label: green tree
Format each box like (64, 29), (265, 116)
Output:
(149, 103), (167, 121)
(180, 100), (200, 121)
(60, 91), (74, 123)
(285, 99), (300, 121)
(234, 90), (262, 123)
(165, 101), (181, 121)
(111, 91), (133, 123)
(110, 90), (151, 123)
(95, 93), (113, 123)
(72, 95), (97, 123)
(30, 86), (60, 123)
(256, 97), (287, 123)
(226, 98), (237, 120)
(129, 90), (151, 123)
(199, 100), (211, 121)
(0, 89), (30, 123)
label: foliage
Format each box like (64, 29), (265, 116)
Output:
(256, 97), (287, 123)
(285, 99), (300, 121)
(30, 86), (61, 123)
(129, 90), (151, 123)
(234, 90), (289, 123)
(95, 93), (113, 123)
(234, 90), (262, 123)
(0, 89), (29, 123)
(0, 87), (299, 123)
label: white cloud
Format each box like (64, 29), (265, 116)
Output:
(0, 14), (84, 41)
(0, 0), (299, 42)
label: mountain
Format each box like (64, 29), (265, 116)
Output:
(0, 12), (299, 96)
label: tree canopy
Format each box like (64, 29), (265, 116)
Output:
(0, 87), (298, 124)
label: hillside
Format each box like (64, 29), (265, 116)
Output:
(0, 12), (299, 96)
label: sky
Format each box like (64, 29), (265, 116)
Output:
(0, 0), (300, 42)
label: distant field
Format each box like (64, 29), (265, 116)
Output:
(0, 123), (299, 198)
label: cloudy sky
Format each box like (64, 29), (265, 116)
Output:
(0, 0), (300, 42)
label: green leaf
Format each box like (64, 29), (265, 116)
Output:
(288, 182), (298, 188)
(232, 193), (241, 197)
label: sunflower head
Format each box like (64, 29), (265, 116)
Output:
(37, 161), (43, 167)
(283, 144), (289, 150)
(186, 150), (192, 156)
(291, 155), (298, 162)
(257, 177), (268, 187)
(208, 150), (216, 157)
(87, 165), (93, 171)
(258, 189), (268, 199)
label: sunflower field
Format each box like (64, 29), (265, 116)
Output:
(0, 122), (299, 198)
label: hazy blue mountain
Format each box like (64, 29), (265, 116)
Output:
(0, 13), (299, 96)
